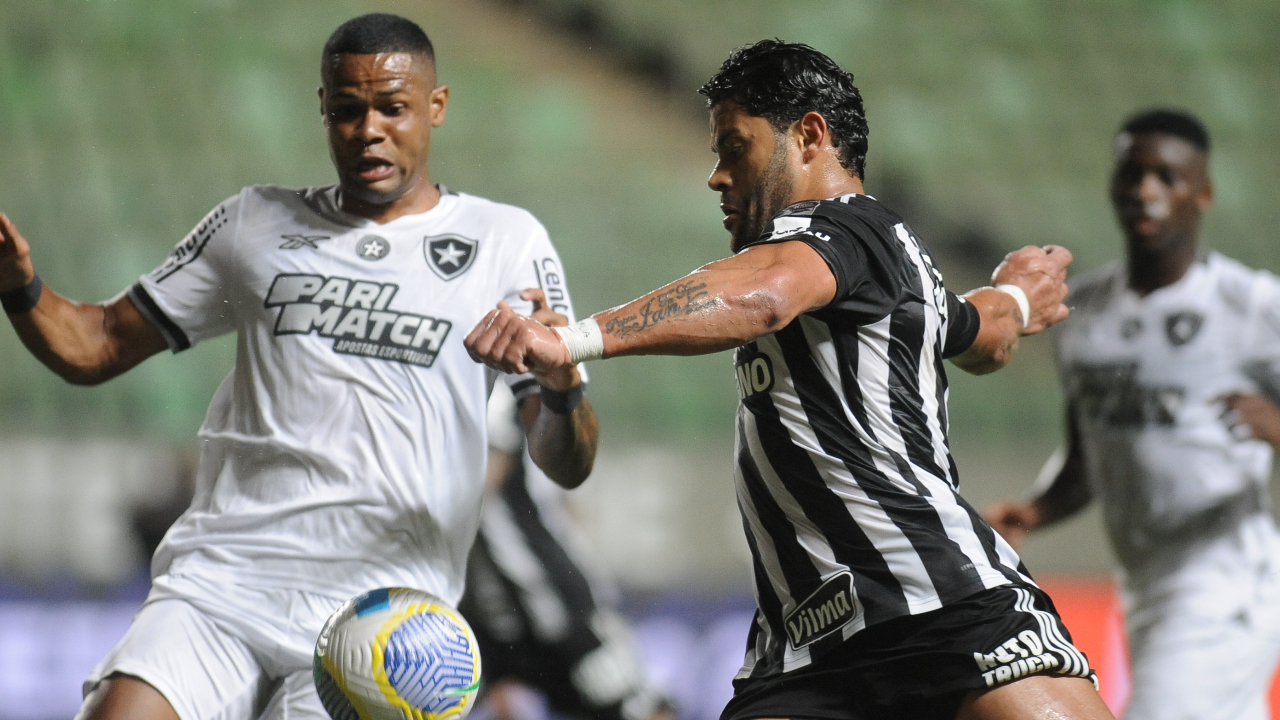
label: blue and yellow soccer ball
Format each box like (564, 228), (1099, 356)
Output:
(314, 588), (482, 720)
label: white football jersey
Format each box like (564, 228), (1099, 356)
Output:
(1057, 252), (1280, 565)
(128, 184), (579, 604)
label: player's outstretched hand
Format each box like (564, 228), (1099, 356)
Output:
(982, 500), (1037, 551)
(465, 301), (573, 375)
(990, 245), (1073, 335)
(0, 214), (37, 292)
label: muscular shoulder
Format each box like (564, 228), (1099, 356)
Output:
(764, 194), (903, 242)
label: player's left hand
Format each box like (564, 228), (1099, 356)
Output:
(524, 288), (567, 327)
(990, 245), (1073, 334)
(465, 301), (573, 375)
(1219, 393), (1280, 446)
(521, 288), (583, 391)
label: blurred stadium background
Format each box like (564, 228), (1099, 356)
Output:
(0, 0), (1278, 717)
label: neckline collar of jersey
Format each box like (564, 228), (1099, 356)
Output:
(1120, 250), (1215, 303)
(318, 185), (459, 229)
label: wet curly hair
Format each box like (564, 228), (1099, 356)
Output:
(700, 39), (869, 178)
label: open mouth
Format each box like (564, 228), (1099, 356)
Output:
(355, 157), (395, 183)
(720, 203), (740, 229)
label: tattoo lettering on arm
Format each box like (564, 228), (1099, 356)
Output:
(603, 280), (715, 339)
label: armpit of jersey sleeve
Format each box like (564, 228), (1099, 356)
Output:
(133, 194), (241, 349)
(943, 291), (981, 358)
(127, 283), (191, 352)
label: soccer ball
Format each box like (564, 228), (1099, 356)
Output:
(314, 588), (482, 720)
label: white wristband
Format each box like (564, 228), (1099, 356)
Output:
(553, 318), (604, 363)
(994, 284), (1031, 330)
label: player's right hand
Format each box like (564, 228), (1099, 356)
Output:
(0, 214), (37, 292)
(465, 303), (573, 375)
(982, 500), (1037, 551)
(990, 245), (1073, 334)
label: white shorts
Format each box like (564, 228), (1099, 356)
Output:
(1121, 517), (1280, 720)
(79, 574), (347, 720)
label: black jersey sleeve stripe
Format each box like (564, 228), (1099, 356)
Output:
(152, 206), (229, 283)
(508, 377), (541, 400)
(943, 292), (981, 358)
(127, 283), (192, 352)
(774, 322), (987, 606)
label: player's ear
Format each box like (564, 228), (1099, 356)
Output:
(318, 86), (326, 121)
(795, 111), (828, 164)
(1198, 175), (1213, 211)
(430, 85), (449, 128)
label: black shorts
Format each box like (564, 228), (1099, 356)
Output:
(721, 584), (1095, 720)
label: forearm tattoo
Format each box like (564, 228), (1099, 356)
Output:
(603, 280), (715, 339)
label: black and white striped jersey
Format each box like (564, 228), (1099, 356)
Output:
(732, 194), (1034, 678)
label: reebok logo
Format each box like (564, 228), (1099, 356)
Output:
(265, 274), (451, 368)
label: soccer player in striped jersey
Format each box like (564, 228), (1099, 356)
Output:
(467, 40), (1112, 720)
(986, 110), (1280, 720)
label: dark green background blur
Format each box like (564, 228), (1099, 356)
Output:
(1, 0), (1277, 463)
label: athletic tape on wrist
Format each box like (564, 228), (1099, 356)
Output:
(553, 318), (604, 364)
(994, 284), (1030, 331)
(540, 383), (585, 414)
(0, 274), (43, 314)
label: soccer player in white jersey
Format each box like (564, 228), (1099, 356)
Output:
(0, 13), (598, 720)
(985, 110), (1280, 720)
(468, 40), (1114, 720)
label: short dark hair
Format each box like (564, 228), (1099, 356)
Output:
(323, 13), (435, 62)
(699, 40), (869, 178)
(1119, 108), (1209, 153)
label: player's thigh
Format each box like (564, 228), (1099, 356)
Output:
(78, 674), (180, 720)
(956, 675), (1114, 720)
(1125, 612), (1278, 720)
(77, 598), (268, 720)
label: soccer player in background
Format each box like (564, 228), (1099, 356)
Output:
(463, 383), (672, 720)
(0, 13), (597, 720)
(985, 110), (1280, 720)
(467, 40), (1114, 720)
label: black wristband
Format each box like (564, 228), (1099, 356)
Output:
(540, 383), (585, 414)
(0, 275), (42, 314)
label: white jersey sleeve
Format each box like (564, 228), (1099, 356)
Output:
(495, 216), (588, 399)
(128, 192), (242, 351)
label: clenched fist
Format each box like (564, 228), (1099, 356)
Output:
(991, 245), (1073, 335)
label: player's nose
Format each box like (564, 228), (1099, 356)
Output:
(708, 163), (731, 192)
